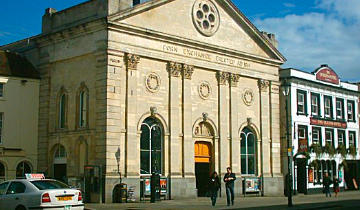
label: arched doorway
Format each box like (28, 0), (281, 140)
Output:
(140, 117), (164, 175)
(194, 121), (214, 197)
(53, 144), (67, 182)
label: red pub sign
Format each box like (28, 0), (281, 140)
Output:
(310, 117), (347, 129)
(315, 67), (339, 85)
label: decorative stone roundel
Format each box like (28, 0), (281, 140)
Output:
(145, 73), (161, 93)
(199, 81), (211, 99)
(242, 89), (254, 106)
(192, 0), (220, 37)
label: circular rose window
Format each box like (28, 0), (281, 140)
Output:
(192, 0), (220, 37)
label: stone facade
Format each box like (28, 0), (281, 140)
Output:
(1, 0), (285, 202)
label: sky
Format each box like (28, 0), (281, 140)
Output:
(0, 0), (359, 81)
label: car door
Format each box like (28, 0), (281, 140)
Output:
(0, 182), (10, 210)
(3, 181), (27, 209)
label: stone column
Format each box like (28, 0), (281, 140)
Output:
(183, 64), (195, 177)
(125, 53), (140, 177)
(258, 79), (271, 177)
(168, 62), (182, 177)
(229, 74), (241, 175)
(217, 71), (230, 176)
(270, 82), (282, 176)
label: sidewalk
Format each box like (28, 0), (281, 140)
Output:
(85, 191), (360, 210)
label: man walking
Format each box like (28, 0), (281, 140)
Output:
(224, 167), (236, 206)
(323, 173), (331, 197)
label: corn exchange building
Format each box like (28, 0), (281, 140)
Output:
(1, 0), (286, 202)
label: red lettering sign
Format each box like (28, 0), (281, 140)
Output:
(316, 68), (339, 85)
(310, 118), (347, 129)
(309, 169), (314, 183)
(298, 138), (308, 153)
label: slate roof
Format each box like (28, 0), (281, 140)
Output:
(0, 50), (39, 79)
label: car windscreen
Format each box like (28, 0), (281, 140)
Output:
(30, 180), (69, 190)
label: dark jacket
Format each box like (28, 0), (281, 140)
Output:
(323, 176), (331, 188)
(209, 176), (221, 191)
(224, 173), (236, 187)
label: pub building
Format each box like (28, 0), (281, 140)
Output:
(1, 0), (286, 202)
(280, 65), (360, 194)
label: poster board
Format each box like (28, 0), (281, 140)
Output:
(243, 177), (261, 196)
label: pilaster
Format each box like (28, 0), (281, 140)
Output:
(217, 71), (230, 176)
(258, 79), (271, 177)
(270, 81), (282, 176)
(168, 61), (182, 177)
(229, 74), (241, 175)
(125, 53), (140, 177)
(183, 64), (195, 177)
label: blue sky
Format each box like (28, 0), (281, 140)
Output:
(0, 0), (359, 81)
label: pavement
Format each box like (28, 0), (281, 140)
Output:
(85, 191), (360, 210)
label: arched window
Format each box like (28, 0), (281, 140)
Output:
(0, 162), (5, 181)
(140, 117), (163, 175)
(16, 161), (32, 178)
(77, 83), (89, 129)
(79, 91), (88, 128)
(54, 144), (67, 161)
(59, 93), (66, 128)
(240, 127), (256, 175)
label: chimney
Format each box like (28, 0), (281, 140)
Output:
(261, 31), (279, 48)
(42, 8), (57, 33)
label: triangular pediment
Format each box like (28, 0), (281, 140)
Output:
(108, 0), (285, 63)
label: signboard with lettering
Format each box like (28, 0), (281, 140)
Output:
(298, 138), (308, 153)
(310, 118), (347, 129)
(315, 68), (339, 85)
(308, 169), (314, 183)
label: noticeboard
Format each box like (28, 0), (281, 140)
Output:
(243, 177), (261, 196)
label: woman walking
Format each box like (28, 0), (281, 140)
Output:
(209, 171), (221, 206)
(333, 177), (340, 197)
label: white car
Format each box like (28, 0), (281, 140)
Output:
(0, 175), (84, 210)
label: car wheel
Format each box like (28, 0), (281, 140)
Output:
(15, 205), (26, 210)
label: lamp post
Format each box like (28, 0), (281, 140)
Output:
(115, 147), (122, 184)
(282, 82), (293, 207)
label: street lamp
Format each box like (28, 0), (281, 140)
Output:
(281, 81), (293, 207)
(115, 147), (122, 184)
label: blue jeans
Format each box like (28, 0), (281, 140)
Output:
(226, 185), (234, 205)
(210, 189), (218, 206)
(324, 187), (331, 197)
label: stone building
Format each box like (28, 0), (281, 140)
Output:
(1, 0), (285, 202)
(0, 50), (40, 181)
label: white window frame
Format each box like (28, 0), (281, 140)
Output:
(325, 129), (333, 146)
(298, 127), (306, 139)
(297, 92), (305, 114)
(347, 101), (354, 121)
(349, 132), (355, 147)
(336, 99), (343, 120)
(338, 130), (344, 145)
(312, 128), (320, 144)
(311, 95), (319, 116)
(324, 97), (332, 118)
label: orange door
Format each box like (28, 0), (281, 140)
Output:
(194, 142), (211, 163)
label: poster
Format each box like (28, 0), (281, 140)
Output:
(245, 177), (260, 192)
(308, 169), (313, 183)
(160, 178), (167, 195)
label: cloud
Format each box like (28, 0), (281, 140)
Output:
(254, 0), (360, 81)
(0, 31), (11, 37)
(283, 3), (295, 8)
